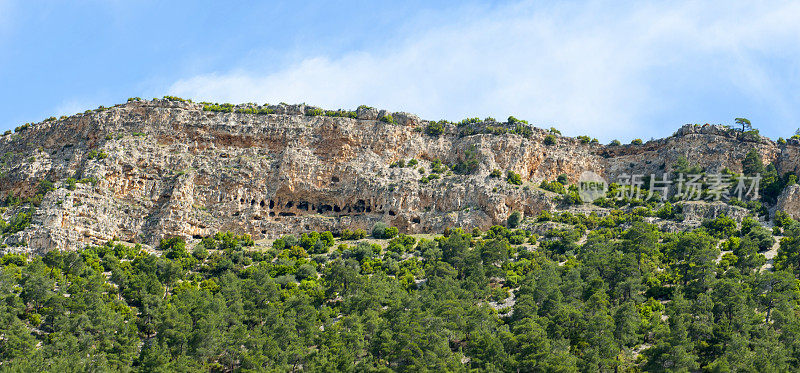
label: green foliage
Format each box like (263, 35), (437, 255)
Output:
(543, 134), (556, 145)
(37, 179), (55, 195)
(742, 149), (764, 176)
(540, 180), (566, 194)
(1, 206), (33, 236)
(0, 214), (797, 371)
(609, 139), (621, 146)
(323, 109), (357, 118)
(672, 155), (704, 175)
(15, 123), (31, 133)
(452, 146), (481, 175)
(489, 169), (502, 178)
(371, 222), (398, 239)
(200, 231), (254, 251)
(379, 114), (394, 124)
(701, 214), (738, 238)
(507, 211), (523, 228)
(506, 170), (523, 185)
(430, 159), (447, 174)
(424, 121), (445, 136)
(236, 107), (274, 115)
(86, 149), (108, 160)
(561, 189), (583, 205)
(507, 116), (527, 125)
(202, 103), (234, 113)
(631, 138), (643, 145)
(305, 108), (324, 116)
(340, 228), (367, 240)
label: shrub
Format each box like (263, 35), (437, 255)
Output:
(702, 214), (738, 238)
(431, 159), (447, 174)
(186, 241), (207, 260)
(453, 146), (481, 175)
(341, 228), (367, 240)
(295, 264), (318, 281)
(37, 180), (55, 195)
(457, 117), (481, 127)
(424, 121), (445, 136)
(631, 139), (643, 145)
(203, 103), (234, 113)
(656, 202), (675, 219)
(407, 159), (418, 167)
(543, 134), (556, 146)
(2, 207), (33, 235)
(15, 123), (31, 133)
(379, 114), (394, 124)
(372, 222), (398, 239)
(489, 169), (502, 178)
(161, 237), (188, 259)
(609, 139), (621, 146)
(507, 116), (529, 125)
(549, 127), (561, 135)
(540, 180), (566, 194)
(742, 149), (764, 176)
(506, 170), (523, 185)
(507, 211), (523, 228)
(87, 150), (108, 160)
(306, 108), (324, 116)
(163, 96), (189, 102)
(561, 190), (583, 205)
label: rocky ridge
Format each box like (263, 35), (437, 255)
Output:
(1, 99), (798, 252)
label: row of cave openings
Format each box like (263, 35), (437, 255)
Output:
(233, 196), (421, 223)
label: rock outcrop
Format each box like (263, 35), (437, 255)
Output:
(0, 99), (797, 252)
(776, 184), (800, 220)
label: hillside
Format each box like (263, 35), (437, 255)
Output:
(4, 98), (800, 371)
(1, 97), (799, 252)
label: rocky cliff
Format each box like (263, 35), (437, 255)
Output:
(1, 99), (798, 252)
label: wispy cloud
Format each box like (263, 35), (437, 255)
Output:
(168, 1), (800, 141)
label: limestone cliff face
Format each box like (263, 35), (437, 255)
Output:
(0, 99), (797, 251)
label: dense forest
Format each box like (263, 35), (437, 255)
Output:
(1, 207), (800, 372)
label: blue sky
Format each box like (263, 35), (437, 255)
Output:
(2, 1), (800, 142)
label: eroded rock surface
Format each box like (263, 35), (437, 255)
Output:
(1, 100), (797, 251)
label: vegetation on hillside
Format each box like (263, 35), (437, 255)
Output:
(1, 207), (800, 371)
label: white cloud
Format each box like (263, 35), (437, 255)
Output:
(168, 1), (800, 141)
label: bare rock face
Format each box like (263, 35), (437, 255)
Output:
(776, 184), (800, 220)
(677, 201), (750, 223)
(0, 100), (798, 252)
